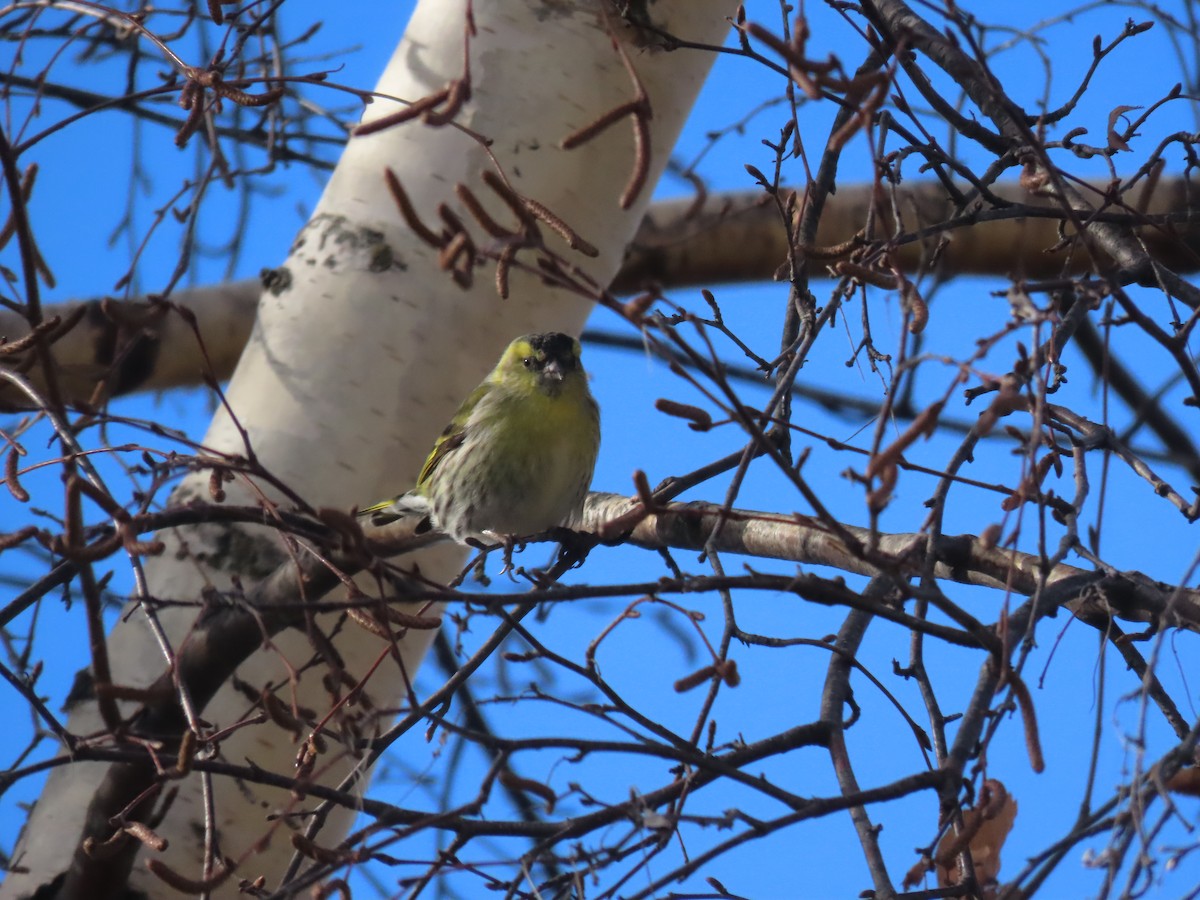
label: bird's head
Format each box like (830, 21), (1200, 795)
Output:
(498, 332), (584, 394)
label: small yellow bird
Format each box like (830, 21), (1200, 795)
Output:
(359, 332), (600, 545)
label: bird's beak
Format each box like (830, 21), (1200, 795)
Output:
(543, 359), (565, 381)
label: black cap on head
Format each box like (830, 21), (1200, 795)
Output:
(528, 332), (578, 370)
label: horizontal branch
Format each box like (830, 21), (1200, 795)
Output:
(578, 492), (1200, 634)
(6, 178), (1200, 406)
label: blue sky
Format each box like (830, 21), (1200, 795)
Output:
(3, 1), (1200, 897)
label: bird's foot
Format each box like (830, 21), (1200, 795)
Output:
(528, 528), (597, 588)
(481, 531), (520, 578)
(552, 527), (596, 570)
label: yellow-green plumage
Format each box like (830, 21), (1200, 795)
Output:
(360, 332), (600, 544)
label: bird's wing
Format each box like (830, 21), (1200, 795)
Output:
(416, 428), (466, 487)
(416, 381), (491, 488)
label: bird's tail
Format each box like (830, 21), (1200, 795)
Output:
(357, 491), (433, 528)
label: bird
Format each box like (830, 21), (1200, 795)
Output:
(358, 332), (600, 547)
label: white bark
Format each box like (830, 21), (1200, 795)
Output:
(3, 2), (732, 897)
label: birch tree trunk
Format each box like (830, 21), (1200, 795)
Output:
(2, 2), (732, 897)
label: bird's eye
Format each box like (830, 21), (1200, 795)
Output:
(522, 357), (534, 368)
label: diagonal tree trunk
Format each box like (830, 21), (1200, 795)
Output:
(1, 2), (733, 897)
